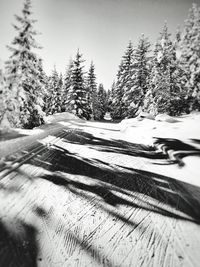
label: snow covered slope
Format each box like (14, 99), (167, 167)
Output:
(120, 113), (200, 186)
(0, 112), (200, 267)
(120, 113), (200, 145)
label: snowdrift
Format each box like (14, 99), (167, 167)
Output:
(0, 112), (82, 140)
(120, 112), (200, 144)
(0, 112), (83, 157)
(43, 112), (82, 124)
(120, 113), (200, 185)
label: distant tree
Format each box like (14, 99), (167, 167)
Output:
(54, 73), (64, 113)
(110, 63), (124, 120)
(37, 58), (48, 92)
(62, 59), (74, 111)
(106, 88), (111, 112)
(86, 62), (97, 119)
(107, 81), (116, 114)
(45, 67), (61, 115)
(93, 84), (107, 120)
(67, 50), (90, 119)
(5, 0), (45, 128)
(123, 34), (151, 117)
(175, 26), (182, 50)
(179, 3), (200, 111)
(111, 42), (134, 120)
(37, 58), (48, 116)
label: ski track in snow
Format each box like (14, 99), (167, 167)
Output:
(0, 120), (200, 267)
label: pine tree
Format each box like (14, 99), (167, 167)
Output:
(0, 69), (4, 121)
(107, 81), (115, 114)
(37, 58), (48, 117)
(62, 59), (74, 112)
(92, 84), (107, 120)
(55, 73), (64, 113)
(0, 70), (10, 128)
(97, 84), (107, 120)
(111, 42), (134, 120)
(179, 4), (200, 111)
(67, 50), (90, 120)
(1, 66), (23, 129)
(86, 62), (97, 119)
(123, 34), (151, 118)
(5, 0), (45, 128)
(144, 23), (186, 116)
(110, 62), (124, 120)
(45, 67), (60, 115)
(106, 88), (111, 112)
(37, 58), (48, 90)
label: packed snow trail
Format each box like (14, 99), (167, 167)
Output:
(0, 119), (200, 267)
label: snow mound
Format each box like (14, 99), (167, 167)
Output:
(120, 113), (200, 145)
(44, 112), (82, 124)
(155, 114), (179, 123)
(119, 113), (200, 184)
(137, 111), (155, 120)
(15, 128), (44, 136)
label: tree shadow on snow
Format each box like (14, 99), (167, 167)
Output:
(60, 129), (168, 160)
(26, 136), (200, 224)
(0, 221), (38, 267)
(1, 130), (200, 266)
(0, 130), (27, 142)
(60, 129), (200, 165)
(153, 137), (200, 166)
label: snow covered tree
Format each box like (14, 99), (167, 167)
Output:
(175, 27), (182, 50)
(107, 81), (115, 114)
(144, 23), (187, 116)
(0, 70), (12, 129)
(5, 0), (45, 128)
(0, 70), (4, 120)
(86, 62), (97, 119)
(110, 62), (124, 120)
(111, 41), (134, 120)
(62, 59), (74, 111)
(55, 73), (64, 113)
(123, 34), (151, 117)
(92, 83), (107, 120)
(179, 4), (200, 111)
(66, 50), (90, 120)
(37, 58), (48, 91)
(97, 84), (107, 120)
(45, 67), (62, 115)
(36, 58), (48, 116)
(106, 88), (111, 113)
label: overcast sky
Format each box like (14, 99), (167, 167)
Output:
(0, 0), (199, 89)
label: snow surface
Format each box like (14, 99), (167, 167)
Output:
(0, 112), (200, 266)
(119, 113), (200, 186)
(40, 111), (200, 187)
(1, 111), (200, 186)
(120, 113), (200, 145)
(43, 111), (81, 124)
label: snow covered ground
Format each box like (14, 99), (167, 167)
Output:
(119, 113), (200, 186)
(1, 111), (200, 185)
(0, 112), (200, 267)
(120, 112), (200, 145)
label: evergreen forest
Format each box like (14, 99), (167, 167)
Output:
(0, 0), (200, 129)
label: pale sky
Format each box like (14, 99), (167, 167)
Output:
(0, 0), (199, 89)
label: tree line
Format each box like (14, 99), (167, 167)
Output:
(0, 0), (108, 129)
(0, 0), (200, 129)
(109, 4), (200, 120)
